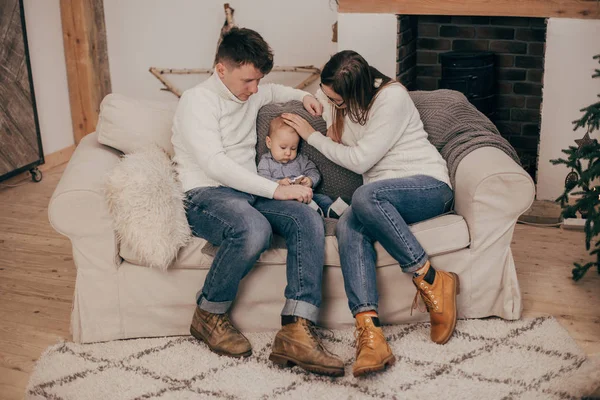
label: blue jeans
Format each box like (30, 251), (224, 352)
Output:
(336, 175), (454, 316)
(313, 193), (333, 216)
(184, 186), (325, 323)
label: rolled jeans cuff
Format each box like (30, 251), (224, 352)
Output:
(282, 299), (319, 324)
(197, 293), (231, 314)
(351, 304), (379, 317)
(401, 253), (429, 274)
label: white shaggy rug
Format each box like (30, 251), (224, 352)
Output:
(26, 317), (600, 400)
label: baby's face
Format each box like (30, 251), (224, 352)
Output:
(267, 129), (300, 164)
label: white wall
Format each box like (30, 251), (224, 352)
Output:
(337, 13), (398, 79)
(103, 0), (339, 101)
(22, 0), (74, 155)
(536, 18), (600, 200)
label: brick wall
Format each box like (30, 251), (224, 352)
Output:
(397, 16), (418, 90)
(397, 15), (546, 179)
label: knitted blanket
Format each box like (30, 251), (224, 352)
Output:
(410, 89), (521, 187)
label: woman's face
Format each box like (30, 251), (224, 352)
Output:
(320, 83), (346, 109)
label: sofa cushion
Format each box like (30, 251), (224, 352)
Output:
(97, 93), (178, 156)
(119, 214), (470, 269)
(256, 101), (363, 203)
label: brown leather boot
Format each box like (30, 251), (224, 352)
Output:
(412, 264), (460, 344)
(269, 317), (345, 377)
(189, 306), (252, 358)
(353, 314), (396, 377)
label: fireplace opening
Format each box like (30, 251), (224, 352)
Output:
(440, 51), (496, 117)
(397, 16), (547, 180)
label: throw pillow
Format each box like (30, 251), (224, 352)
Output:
(97, 93), (178, 156)
(256, 101), (363, 203)
(104, 145), (191, 271)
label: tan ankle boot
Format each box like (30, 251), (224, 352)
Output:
(353, 315), (396, 377)
(190, 306), (252, 358)
(269, 317), (345, 377)
(412, 265), (460, 344)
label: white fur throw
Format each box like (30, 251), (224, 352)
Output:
(104, 145), (191, 271)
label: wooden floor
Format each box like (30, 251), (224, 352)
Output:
(1, 164), (599, 400)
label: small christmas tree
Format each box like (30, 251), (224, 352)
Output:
(550, 54), (600, 281)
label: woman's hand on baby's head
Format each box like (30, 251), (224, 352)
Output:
(281, 113), (316, 141)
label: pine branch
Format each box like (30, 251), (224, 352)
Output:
(572, 262), (595, 281)
(550, 54), (600, 281)
(573, 101), (600, 133)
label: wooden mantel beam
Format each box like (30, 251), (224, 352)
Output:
(60, 0), (111, 144)
(339, 0), (600, 19)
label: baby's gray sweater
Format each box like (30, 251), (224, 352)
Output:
(257, 153), (321, 188)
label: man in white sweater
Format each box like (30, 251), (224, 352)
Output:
(171, 28), (344, 377)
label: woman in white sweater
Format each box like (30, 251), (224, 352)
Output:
(282, 50), (460, 377)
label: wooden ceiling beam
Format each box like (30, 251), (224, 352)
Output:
(339, 0), (600, 19)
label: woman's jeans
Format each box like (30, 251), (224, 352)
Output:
(184, 186), (325, 323)
(336, 175), (454, 316)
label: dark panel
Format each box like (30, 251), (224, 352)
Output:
(0, 0), (43, 180)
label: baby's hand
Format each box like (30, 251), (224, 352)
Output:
(298, 177), (313, 187)
(278, 178), (292, 186)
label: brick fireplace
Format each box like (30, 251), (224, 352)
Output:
(396, 15), (547, 179)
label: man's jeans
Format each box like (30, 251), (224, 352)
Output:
(184, 186), (325, 323)
(335, 175), (454, 316)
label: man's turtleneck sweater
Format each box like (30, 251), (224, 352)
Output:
(171, 73), (309, 198)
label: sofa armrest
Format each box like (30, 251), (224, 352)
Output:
(48, 132), (122, 269)
(454, 147), (535, 250)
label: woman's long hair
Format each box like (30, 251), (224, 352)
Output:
(320, 50), (393, 143)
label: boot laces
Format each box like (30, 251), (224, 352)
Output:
(411, 282), (438, 316)
(213, 313), (239, 333)
(355, 325), (377, 351)
(304, 322), (336, 355)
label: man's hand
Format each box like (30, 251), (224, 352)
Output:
(298, 176), (313, 187)
(302, 95), (323, 116)
(273, 184), (313, 203)
(278, 177), (292, 186)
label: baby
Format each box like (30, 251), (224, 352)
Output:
(258, 116), (347, 218)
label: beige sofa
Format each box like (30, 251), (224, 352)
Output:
(49, 94), (535, 344)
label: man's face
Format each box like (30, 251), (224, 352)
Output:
(216, 62), (264, 101)
(266, 129), (300, 164)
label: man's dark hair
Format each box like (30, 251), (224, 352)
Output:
(215, 27), (274, 74)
